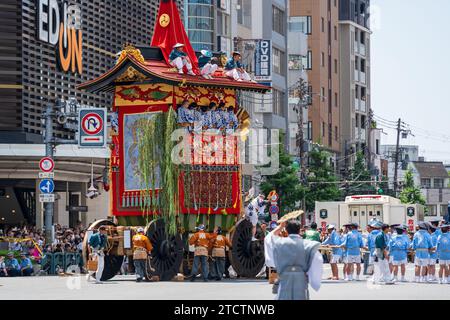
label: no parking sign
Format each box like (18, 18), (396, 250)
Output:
(78, 108), (107, 148)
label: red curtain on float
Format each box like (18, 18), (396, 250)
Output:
(151, 0), (199, 73)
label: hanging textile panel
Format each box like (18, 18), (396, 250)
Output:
(179, 165), (241, 215)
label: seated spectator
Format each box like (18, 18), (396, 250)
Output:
(0, 256), (7, 277)
(19, 253), (33, 276)
(224, 51), (254, 82)
(5, 252), (20, 277)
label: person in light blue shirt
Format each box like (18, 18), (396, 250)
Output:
(340, 223), (364, 281)
(428, 224), (440, 282)
(227, 107), (239, 133)
(412, 222), (433, 283)
(322, 224), (343, 280)
(365, 220), (382, 283)
(19, 253), (33, 276)
(339, 230), (347, 279)
(216, 102), (228, 131)
(5, 252), (20, 277)
(177, 100), (194, 133)
(388, 225), (410, 282)
(190, 103), (203, 134)
(436, 224), (450, 284)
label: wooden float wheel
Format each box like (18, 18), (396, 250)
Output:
(82, 219), (124, 281)
(145, 219), (184, 281)
(229, 219), (265, 278)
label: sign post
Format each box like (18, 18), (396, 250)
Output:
(78, 108), (107, 148)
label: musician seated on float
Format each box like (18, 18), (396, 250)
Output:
(224, 51), (255, 82)
(198, 50), (218, 80)
(177, 100), (194, 132)
(190, 102), (203, 134)
(169, 43), (196, 76)
(226, 106), (239, 134)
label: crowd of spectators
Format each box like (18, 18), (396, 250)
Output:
(0, 223), (86, 277)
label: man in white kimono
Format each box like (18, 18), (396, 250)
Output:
(267, 220), (323, 300)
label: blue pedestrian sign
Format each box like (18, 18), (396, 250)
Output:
(39, 179), (55, 194)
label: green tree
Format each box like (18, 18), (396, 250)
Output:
(259, 135), (306, 216)
(399, 169), (426, 205)
(304, 147), (342, 212)
(348, 151), (376, 195)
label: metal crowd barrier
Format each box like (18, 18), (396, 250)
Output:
(38, 252), (84, 275)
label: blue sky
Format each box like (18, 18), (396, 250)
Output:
(371, 0), (450, 162)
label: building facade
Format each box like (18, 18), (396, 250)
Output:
(290, 0), (341, 163)
(0, 0), (167, 229)
(380, 144), (419, 190)
(338, 0), (371, 175)
(410, 161), (450, 221)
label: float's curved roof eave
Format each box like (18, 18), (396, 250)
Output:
(77, 54), (271, 94)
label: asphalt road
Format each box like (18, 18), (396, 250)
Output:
(0, 264), (448, 300)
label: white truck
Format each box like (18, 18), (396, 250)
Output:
(315, 195), (425, 231)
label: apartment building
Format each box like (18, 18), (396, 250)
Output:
(290, 0), (341, 164)
(339, 0), (371, 173)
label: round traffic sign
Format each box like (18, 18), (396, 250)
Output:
(269, 205), (280, 215)
(269, 193), (279, 202)
(39, 157), (55, 172)
(81, 113), (103, 135)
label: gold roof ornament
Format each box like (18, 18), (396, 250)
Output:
(116, 67), (147, 83)
(116, 44), (145, 65)
(278, 210), (304, 223)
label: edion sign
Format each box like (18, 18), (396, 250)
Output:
(36, 0), (83, 74)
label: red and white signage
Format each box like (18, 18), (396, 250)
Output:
(81, 112), (103, 135)
(39, 157), (55, 172)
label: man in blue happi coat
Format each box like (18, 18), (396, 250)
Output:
(412, 222), (433, 283)
(322, 224), (343, 280)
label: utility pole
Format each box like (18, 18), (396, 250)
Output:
(367, 109), (374, 173)
(43, 104), (55, 244)
(41, 99), (79, 244)
(393, 118), (402, 197)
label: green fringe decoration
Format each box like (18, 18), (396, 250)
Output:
(137, 109), (179, 236)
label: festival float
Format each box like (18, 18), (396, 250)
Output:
(79, 0), (271, 281)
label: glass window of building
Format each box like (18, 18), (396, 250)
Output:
(272, 5), (285, 35)
(288, 54), (303, 70)
(237, 0), (252, 28)
(434, 179), (444, 189)
(301, 50), (312, 70)
(272, 89), (285, 117)
(425, 205), (437, 216)
(273, 47), (285, 75)
(288, 16), (312, 34)
(421, 178), (431, 189)
(187, 0), (214, 51)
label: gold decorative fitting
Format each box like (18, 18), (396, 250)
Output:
(116, 67), (147, 82)
(179, 79), (187, 88)
(116, 44), (145, 65)
(159, 14), (170, 28)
